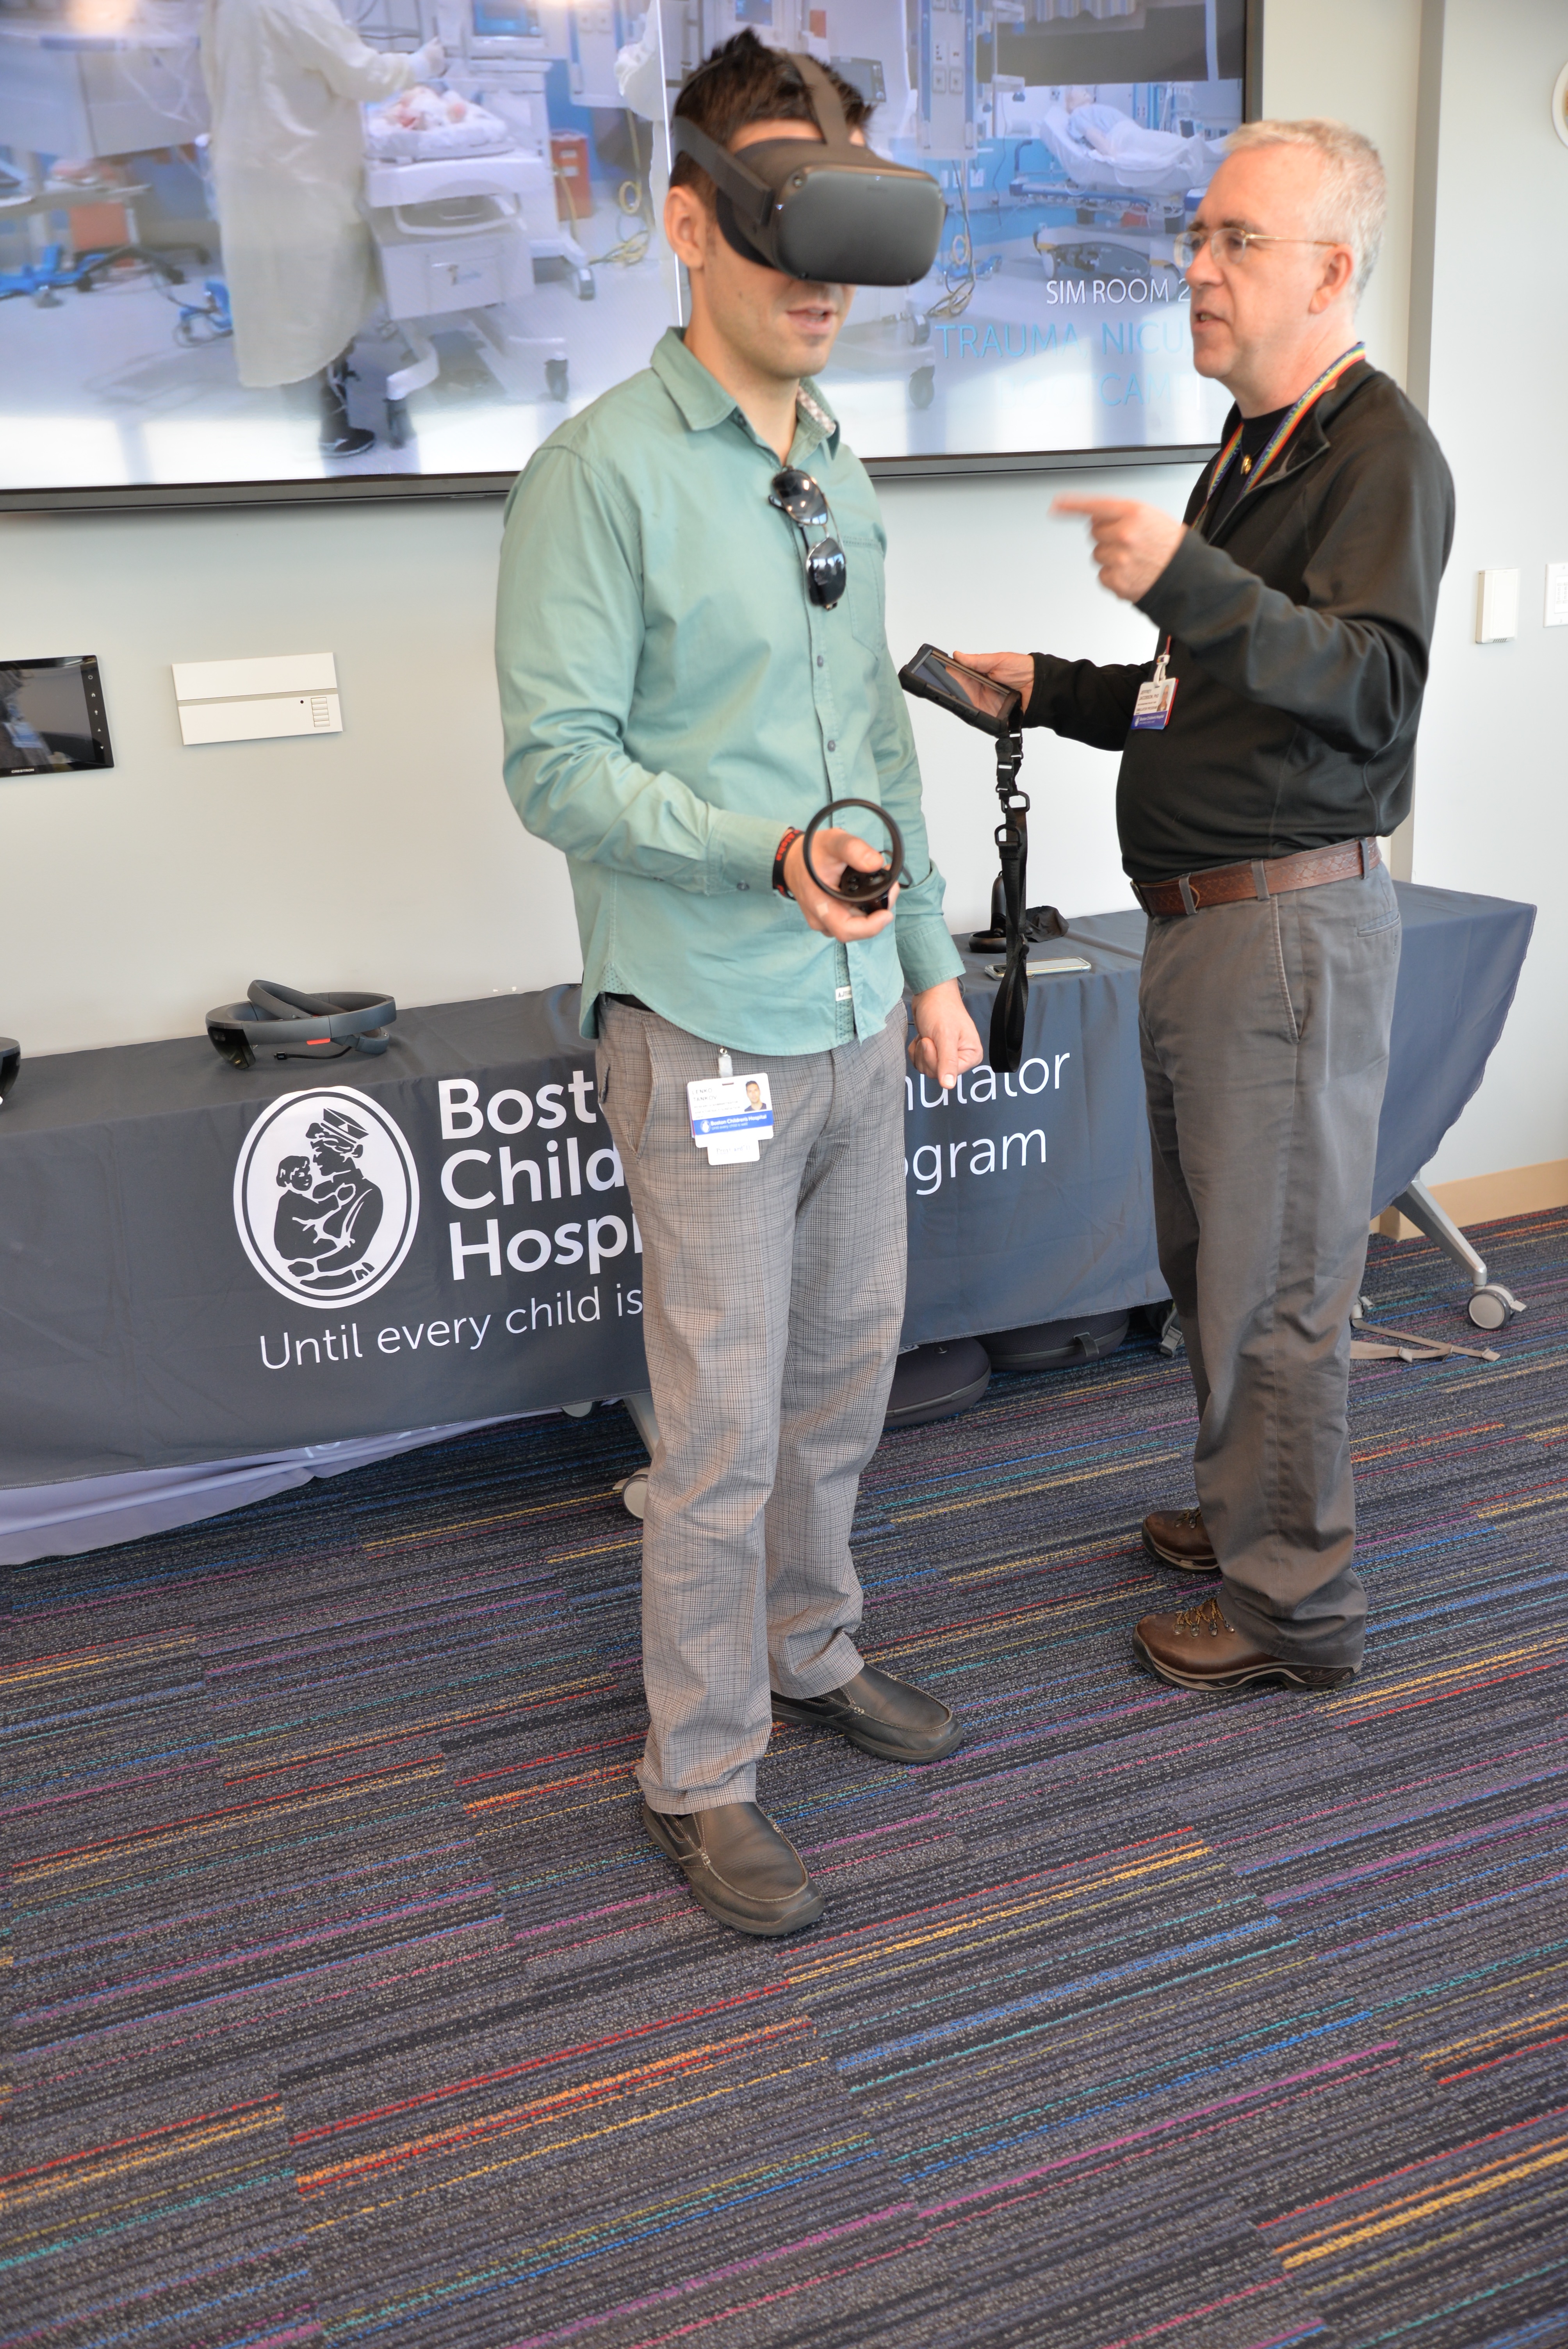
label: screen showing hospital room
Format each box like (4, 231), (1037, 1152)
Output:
(0, 0), (1243, 493)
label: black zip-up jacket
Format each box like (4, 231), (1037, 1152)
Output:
(1024, 362), (1455, 886)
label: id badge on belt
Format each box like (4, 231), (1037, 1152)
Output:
(687, 1062), (774, 1165)
(1131, 648), (1177, 732)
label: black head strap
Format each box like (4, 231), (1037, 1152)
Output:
(248, 980), (336, 1020)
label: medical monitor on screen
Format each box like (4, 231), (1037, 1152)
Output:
(0, 658), (114, 776)
(0, 0), (1247, 507)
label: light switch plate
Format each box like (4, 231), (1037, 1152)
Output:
(1475, 569), (1520, 643)
(178, 692), (342, 746)
(1546, 563), (1568, 628)
(172, 652), (341, 746)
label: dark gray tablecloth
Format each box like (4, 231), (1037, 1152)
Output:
(0, 882), (1533, 1502)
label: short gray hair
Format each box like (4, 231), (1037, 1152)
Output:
(1225, 118), (1386, 299)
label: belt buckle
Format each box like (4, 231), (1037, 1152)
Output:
(1178, 874), (1199, 917)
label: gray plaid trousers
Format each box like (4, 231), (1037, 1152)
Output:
(596, 999), (908, 1811)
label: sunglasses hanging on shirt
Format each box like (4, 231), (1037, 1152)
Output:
(769, 467), (846, 608)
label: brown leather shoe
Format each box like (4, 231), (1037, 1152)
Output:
(641, 1800), (824, 1936)
(1133, 1592), (1355, 1691)
(772, 1665), (964, 1763)
(1142, 1506), (1218, 1573)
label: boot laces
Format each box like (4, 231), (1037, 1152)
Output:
(1176, 1592), (1231, 1640)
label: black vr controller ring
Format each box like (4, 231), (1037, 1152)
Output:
(800, 798), (905, 913)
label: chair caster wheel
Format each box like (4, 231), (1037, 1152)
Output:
(1352, 1294), (1372, 1324)
(613, 1469), (647, 1520)
(1467, 1285), (1522, 1330)
(909, 363), (935, 410)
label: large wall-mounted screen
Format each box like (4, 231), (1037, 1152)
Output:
(0, 0), (1245, 505)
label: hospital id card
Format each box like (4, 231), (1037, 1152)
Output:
(1131, 653), (1177, 732)
(688, 1072), (774, 1165)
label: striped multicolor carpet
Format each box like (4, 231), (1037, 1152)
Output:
(5, 1208), (1566, 2349)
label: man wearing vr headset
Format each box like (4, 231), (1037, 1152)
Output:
(963, 121), (1453, 1699)
(496, 33), (981, 1938)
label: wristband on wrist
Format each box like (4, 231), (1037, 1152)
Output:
(773, 827), (802, 898)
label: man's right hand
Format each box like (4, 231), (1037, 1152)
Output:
(953, 651), (1035, 700)
(783, 826), (898, 942)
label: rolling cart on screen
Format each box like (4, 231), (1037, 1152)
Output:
(363, 146), (586, 440)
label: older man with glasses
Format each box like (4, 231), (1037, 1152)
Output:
(964, 119), (1454, 1696)
(496, 32), (980, 1937)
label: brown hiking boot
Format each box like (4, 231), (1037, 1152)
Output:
(1141, 1506), (1218, 1574)
(1133, 1592), (1356, 1693)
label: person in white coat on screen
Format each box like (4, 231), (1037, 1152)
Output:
(200, 0), (443, 452)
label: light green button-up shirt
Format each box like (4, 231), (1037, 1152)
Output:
(495, 328), (964, 1052)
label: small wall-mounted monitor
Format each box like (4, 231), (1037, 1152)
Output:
(0, 656), (114, 775)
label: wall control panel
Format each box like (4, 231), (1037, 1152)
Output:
(172, 652), (343, 745)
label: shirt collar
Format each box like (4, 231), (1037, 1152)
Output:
(649, 327), (841, 460)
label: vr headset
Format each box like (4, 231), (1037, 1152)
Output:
(205, 981), (396, 1070)
(672, 54), (944, 287)
(0, 1036), (18, 1103)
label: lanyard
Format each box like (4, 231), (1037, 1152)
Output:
(1198, 342), (1366, 526)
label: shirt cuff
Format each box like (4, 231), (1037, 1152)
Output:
(895, 911), (965, 996)
(1023, 652), (1058, 727)
(706, 807), (790, 897)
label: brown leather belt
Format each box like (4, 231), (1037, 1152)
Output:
(1134, 836), (1381, 919)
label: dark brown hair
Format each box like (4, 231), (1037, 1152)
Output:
(669, 31), (870, 205)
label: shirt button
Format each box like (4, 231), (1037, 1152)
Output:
(827, 738), (836, 751)
(736, 879), (750, 891)
(816, 654), (825, 667)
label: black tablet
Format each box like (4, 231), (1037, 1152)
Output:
(0, 655), (113, 776)
(898, 642), (1022, 738)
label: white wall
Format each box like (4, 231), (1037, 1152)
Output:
(1, 0), (1559, 1187)
(0, 500), (580, 1052)
(1260, 0), (1423, 390)
(1400, 0), (1568, 1184)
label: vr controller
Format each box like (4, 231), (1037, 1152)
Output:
(801, 797), (905, 914)
(205, 981), (396, 1070)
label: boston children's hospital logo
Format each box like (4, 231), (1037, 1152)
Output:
(233, 1087), (420, 1308)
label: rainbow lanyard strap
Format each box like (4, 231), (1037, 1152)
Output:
(1201, 342), (1367, 522)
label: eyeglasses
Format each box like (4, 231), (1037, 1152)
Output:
(1174, 226), (1346, 269)
(768, 467), (846, 609)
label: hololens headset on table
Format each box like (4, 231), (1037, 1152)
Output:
(899, 645), (1065, 1075)
(671, 55), (944, 287)
(205, 982), (397, 1069)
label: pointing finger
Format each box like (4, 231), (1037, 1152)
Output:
(1051, 496), (1135, 520)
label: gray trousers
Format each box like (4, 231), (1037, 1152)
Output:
(595, 999), (908, 1812)
(1139, 863), (1402, 1669)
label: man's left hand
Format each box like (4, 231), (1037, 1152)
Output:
(909, 978), (984, 1092)
(1052, 496), (1186, 603)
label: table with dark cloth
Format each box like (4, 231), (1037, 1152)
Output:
(0, 882), (1533, 1559)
